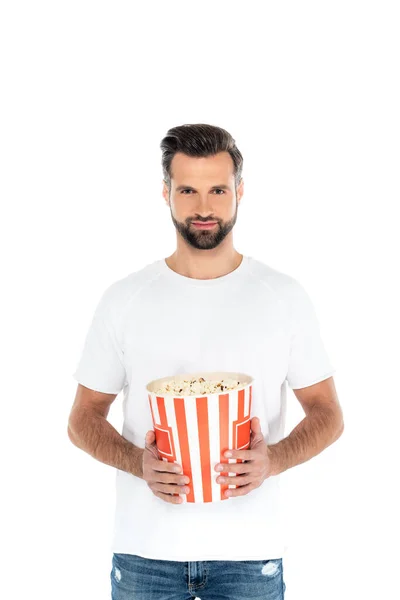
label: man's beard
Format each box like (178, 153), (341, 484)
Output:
(169, 202), (238, 251)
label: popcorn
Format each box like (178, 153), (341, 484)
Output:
(154, 376), (243, 396)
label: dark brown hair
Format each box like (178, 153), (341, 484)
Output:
(160, 123), (243, 191)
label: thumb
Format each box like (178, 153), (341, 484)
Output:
(251, 416), (262, 436)
(145, 430), (156, 446)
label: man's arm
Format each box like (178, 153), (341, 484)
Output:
(68, 384), (144, 479)
(267, 377), (344, 476)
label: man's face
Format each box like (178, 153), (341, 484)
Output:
(163, 151), (243, 250)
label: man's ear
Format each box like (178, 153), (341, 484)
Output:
(162, 180), (169, 206)
(237, 178), (244, 205)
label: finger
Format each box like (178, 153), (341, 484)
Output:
(224, 482), (255, 498)
(150, 482), (190, 497)
(215, 463), (251, 475)
(155, 471), (190, 486)
(223, 449), (254, 460)
(216, 474), (253, 487)
(151, 458), (183, 474)
(152, 490), (183, 504)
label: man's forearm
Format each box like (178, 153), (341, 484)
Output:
(267, 405), (344, 476)
(68, 408), (144, 479)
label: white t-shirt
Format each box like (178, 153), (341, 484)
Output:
(73, 255), (336, 561)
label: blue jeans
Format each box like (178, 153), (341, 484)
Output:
(111, 553), (286, 599)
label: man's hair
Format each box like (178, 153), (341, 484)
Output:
(160, 123), (243, 192)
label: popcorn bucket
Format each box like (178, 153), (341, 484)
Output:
(146, 371), (254, 503)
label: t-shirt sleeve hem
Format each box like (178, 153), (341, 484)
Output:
(287, 369), (336, 390)
(72, 372), (123, 395)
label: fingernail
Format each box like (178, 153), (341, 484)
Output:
(216, 465), (223, 471)
(225, 451), (232, 457)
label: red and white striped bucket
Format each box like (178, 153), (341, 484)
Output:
(146, 371), (254, 503)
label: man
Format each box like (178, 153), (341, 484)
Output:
(68, 123), (344, 599)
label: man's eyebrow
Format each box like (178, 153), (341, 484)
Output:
(175, 184), (231, 191)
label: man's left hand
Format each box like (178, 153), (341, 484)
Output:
(214, 416), (273, 498)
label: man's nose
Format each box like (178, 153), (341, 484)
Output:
(195, 195), (215, 212)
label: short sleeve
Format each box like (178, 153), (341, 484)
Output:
(72, 284), (127, 394)
(285, 279), (336, 390)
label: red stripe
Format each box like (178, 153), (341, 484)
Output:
(196, 396), (212, 503)
(219, 393), (230, 501)
(155, 396), (177, 471)
(237, 388), (245, 463)
(157, 396), (168, 427)
(174, 398), (194, 503)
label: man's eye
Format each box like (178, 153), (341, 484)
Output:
(180, 189), (225, 194)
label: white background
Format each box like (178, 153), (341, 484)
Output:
(1, 1), (399, 599)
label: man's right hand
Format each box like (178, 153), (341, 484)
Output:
(142, 430), (190, 504)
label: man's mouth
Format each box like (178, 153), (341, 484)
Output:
(192, 222), (218, 229)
